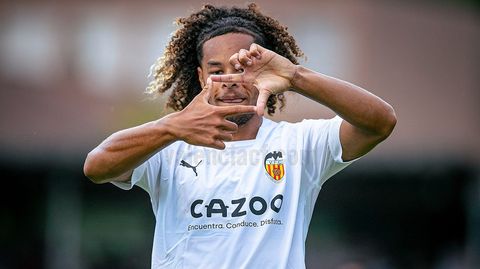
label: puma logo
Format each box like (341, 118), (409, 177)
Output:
(180, 160), (202, 176)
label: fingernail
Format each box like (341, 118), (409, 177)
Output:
(235, 64), (241, 70)
(256, 55), (261, 60)
(247, 60), (252, 66)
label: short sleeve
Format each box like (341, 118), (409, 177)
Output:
(299, 116), (357, 187)
(111, 153), (161, 209)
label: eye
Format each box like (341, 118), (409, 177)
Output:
(209, 70), (223, 75)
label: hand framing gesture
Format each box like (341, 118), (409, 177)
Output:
(169, 77), (257, 149)
(210, 43), (298, 116)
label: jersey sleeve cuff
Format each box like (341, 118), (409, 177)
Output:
(111, 162), (147, 190)
(328, 115), (359, 164)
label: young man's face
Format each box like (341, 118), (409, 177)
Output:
(197, 33), (259, 111)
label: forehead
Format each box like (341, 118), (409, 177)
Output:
(201, 33), (254, 64)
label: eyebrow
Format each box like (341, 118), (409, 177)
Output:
(207, 61), (223, 66)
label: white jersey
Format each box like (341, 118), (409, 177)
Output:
(114, 116), (356, 269)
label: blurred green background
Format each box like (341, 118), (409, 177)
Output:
(0, 0), (479, 268)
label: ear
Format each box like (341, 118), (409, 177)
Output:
(197, 67), (205, 88)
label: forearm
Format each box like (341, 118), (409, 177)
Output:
(83, 116), (177, 184)
(292, 66), (396, 136)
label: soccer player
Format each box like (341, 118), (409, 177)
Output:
(83, 3), (396, 268)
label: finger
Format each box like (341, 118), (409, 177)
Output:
(217, 104), (257, 117)
(256, 90), (271, 116)
(210, 73), (247, 83)
(215, 132), (234, 142)
(219, 120), (239, 132)
(211, 139), (226, 150)
(202, 77), (213, 102)
(252, 43), (266, 53)
(229, 53), (243, 70)
(238, 49), (253, 66)
(249, 43), (261, 60)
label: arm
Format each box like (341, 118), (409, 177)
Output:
(83, 119), (175, 184)
(210, 44), (397, 161)
(291, 66), (397, 161)
(83, 78), (256, 184)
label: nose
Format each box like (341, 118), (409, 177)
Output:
(222, 82), (238, 89)
(222, 67), (241, 89)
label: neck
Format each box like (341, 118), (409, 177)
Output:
(231, 115), (263, 141)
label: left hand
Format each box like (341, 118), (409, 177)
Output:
(210, 43), (297, 116)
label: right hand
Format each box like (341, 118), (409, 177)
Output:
(165, 78), (257, 149)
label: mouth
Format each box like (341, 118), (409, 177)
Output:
(217, 97), (247, 104)
(219, 98), (246, 103)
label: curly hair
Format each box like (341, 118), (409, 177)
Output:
(146, 3), (303, 115)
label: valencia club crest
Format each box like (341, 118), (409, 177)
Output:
(264, 151), (285, 182)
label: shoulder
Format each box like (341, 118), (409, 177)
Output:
(295, 116), (342, 133)
(264, 116), (340, 131)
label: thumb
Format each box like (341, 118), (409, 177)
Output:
(256, 89), (271, 116)
(202, 77), (213, 102)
